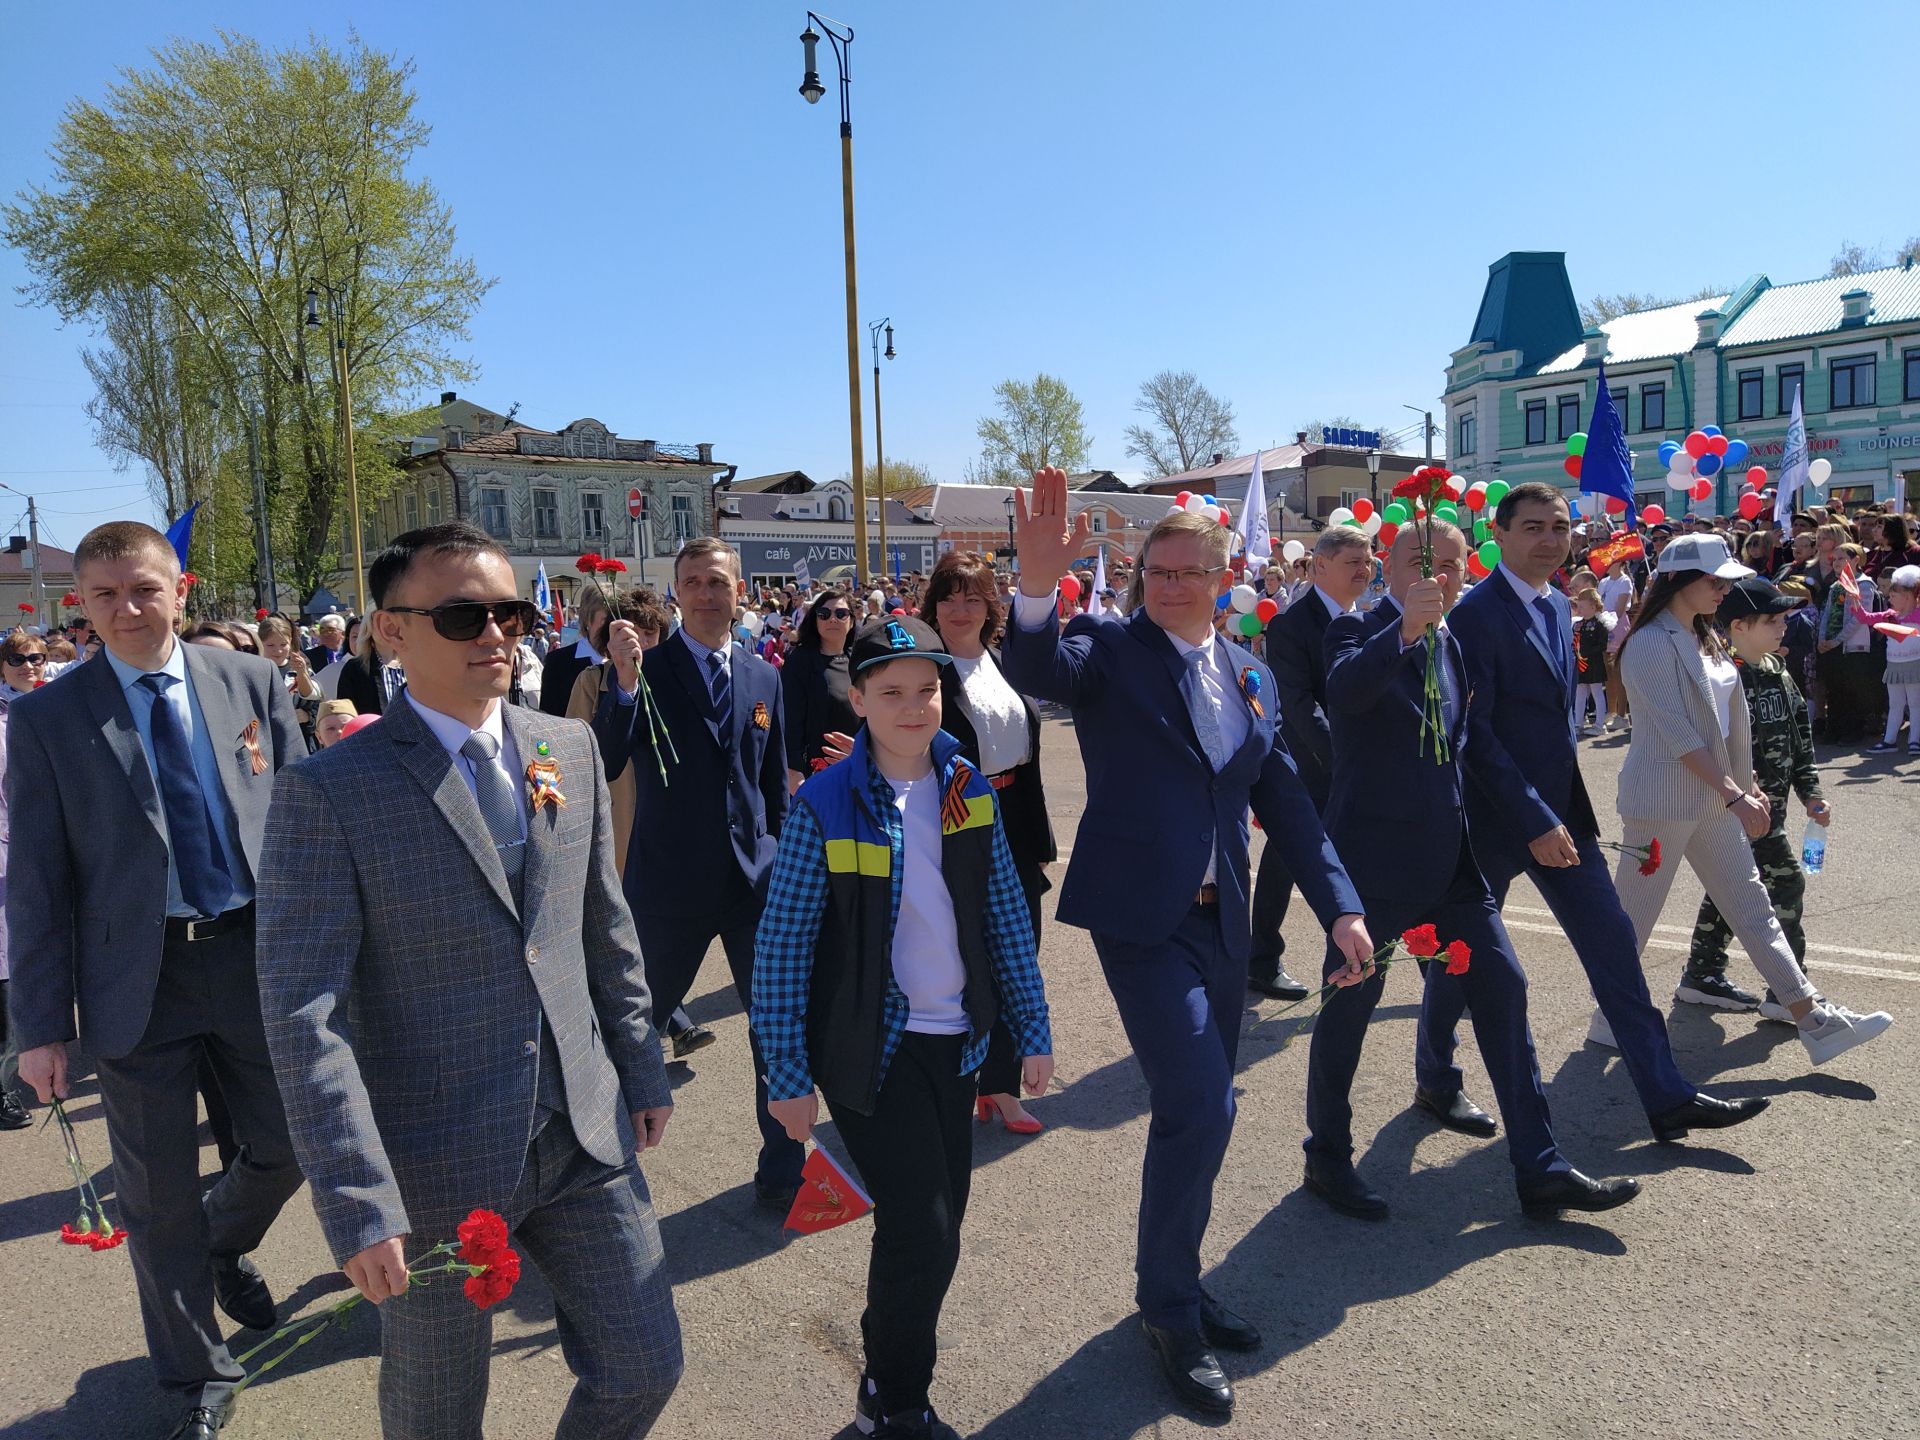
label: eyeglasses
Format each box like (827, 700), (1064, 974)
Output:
(819, 608), (852, 620)
(383, 600), (541, 642)
(3, 652), (47, 667)
(1143, 565), (1228, 588)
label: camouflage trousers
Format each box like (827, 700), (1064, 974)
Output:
(1688, 827), (1807, 978)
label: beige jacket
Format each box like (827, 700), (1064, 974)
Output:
(567, 663), (637, 875)
(1617, 609), (1754, 822)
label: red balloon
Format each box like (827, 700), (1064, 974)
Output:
(1175, 491), (1192, 507)
(1563, 455), (1583, 480)
(1216, 506), (1231, 527)
(1738, 492), (1763, 520)
(1691, 479), (1713, 502)
(1255, 597), (1279, 623)
(1746, 465), (1766, 490)
(1444, 479), (1464, 501)
(1058, 574), (1082, 602)
(1466, 552), (1490, 578)
(1464, 487), (1487, 511)
(1684, 431), (1710, 459)
(1706, 434), (1729, 457)
(1641, 503), (1666, 525)
(341, 714), (381, 738)
(1351, 498), (1374, 523)
(1377, 521), (1398, 548)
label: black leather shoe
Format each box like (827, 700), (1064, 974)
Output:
(1199, 1288), (1262, 1351)
(1651, 1092), (1770, 1144)
(1302, 1157), (1389, 1220)
(0, 1090), (30, 1130)
(1413, 1086), (1497, 1138)
(1517, 1168), (1641, 1217)
(1249, 969), (1311, 1001)
(754, 1179), (800, 1212)
(211, 1253), (276, 1332)
(670, 1022), (716, 1059)
(1142, 1320), (1234, 1415)
(163, 1401), (232, 1439)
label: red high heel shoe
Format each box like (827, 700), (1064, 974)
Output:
(975, 1095), (1043, 1135)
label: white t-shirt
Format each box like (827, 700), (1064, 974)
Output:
(950, 652), (1030, 774)
(1598, 574), (1634, 617)
(1704, 654), (1739, 739)
(888, 771), (969, 1035)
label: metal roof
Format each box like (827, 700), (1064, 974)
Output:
(1718, 264), (1920, 348)
(1155, 445), (1308, 488)
(1536, 297), (1726, 374)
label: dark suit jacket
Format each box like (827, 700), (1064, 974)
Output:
(5, 643), (303, 1057)
(539, 640), (596, 718)
(336, 653), (390, 716)
(936, 650), (1055, 876)
(1449, 568), (1598, 865)
(1002, 606), (1360, 961)
(305, 644), (346, 674)
(1267, 588), (1339, 806)
(1322, 599), (1474, 908)
(592, 631), (788, 918)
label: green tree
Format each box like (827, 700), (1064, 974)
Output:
(1124, 370), (1238, 477)
(4, 31), (492, 604)
(834, 458), (939, 495)
(975, 374), (1090, 483)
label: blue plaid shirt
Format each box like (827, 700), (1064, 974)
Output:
(752, 729), (1051, 1103)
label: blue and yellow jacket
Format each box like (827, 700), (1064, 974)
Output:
(751, 727), (1050, 1117)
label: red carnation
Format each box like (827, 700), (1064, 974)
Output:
(464, 1246), (521, 1309)
(602, 558), (627, 574)
(16, 602), (33, 613)
(256, 607), (271, 620)
(456, 1207), (510, 1264)
(1639, 839), (1662, 877)
(182, 572), (198, 587)
(87, 1227), (126, 1251)
(1444, 939), (1471, 976)
(1401, 924), (1441, 958)
(59, 1222), (93, 1246)
(576, 553), (605, 575)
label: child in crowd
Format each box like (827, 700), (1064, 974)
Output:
(1599, 556), (1634, 730)
(1678, 577), (1832, 1018)
(753, 616), (1053, 1440)
(1851, 563), (1920, 754)
(1571, 589), (1614, 734)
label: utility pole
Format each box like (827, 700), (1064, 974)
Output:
(250, 413), (278, 614)
(27, 495), (46, 625)
(1403, 403), (1436, 461)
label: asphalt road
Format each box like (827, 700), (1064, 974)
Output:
(2, 719), (1915, 1440)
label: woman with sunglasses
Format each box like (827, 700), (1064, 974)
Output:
(781, 588), (861, 792)
(923, 551), (1057, 1134)
(0, 629), (49, 1129)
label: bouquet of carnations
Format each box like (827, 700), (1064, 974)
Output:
(1387, 465), (1462, 764)
(1264, 925), (1472, 1020)
(46, 1098), (124, 1252)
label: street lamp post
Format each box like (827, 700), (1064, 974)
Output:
(1002, 491), (1017, 576)
(869, 318), (893, 582)
(798, 14), (872, 588)
(1365, 446), (1382, 510)
(306, 283), (367, 615)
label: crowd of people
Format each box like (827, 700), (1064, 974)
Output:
(0, 476), (1900, 1439)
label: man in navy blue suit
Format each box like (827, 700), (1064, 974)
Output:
(1430, 482), (1768, 1144)
(1248, 526), (1376, 1002)
(1004, 469), (1375, 1419)
(1303, 516), (1639, 1222)
(595, 537), (804, 1207)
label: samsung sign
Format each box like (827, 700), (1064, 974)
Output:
(1321, 427), (1381, 449)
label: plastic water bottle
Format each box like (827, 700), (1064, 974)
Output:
(1801, 822), (1828, 876)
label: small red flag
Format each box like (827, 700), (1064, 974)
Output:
(784, 1145), (873, 1235)
(1872, 621), (1917, 641)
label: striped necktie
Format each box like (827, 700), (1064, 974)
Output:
(706, 649), (732, 729)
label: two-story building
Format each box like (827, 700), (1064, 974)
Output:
(716, 479), (940, 588)
(1447, 252), (1920, 515)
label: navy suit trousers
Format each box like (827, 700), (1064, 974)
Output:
(1306, 845), (1570, 1180)
(1421, 835), (1696, 1118)
(1092, 905), (1240, 1333)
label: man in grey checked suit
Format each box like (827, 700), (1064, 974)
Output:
(258, 522), (682, 1440)
(7, 521), (306, 1440)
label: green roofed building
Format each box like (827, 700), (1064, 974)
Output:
(1446, 252), (1920, 516)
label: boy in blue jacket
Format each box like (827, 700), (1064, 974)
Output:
(753, 616), (1053, 1440)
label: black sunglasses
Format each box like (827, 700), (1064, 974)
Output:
(3, 652), (47, 666)
(384, 600), (541, 642)
(818, 608), (853, 620)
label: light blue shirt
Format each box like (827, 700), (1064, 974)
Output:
(106, 641), (251, 918)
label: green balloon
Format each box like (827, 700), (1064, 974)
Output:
(1433, 502), (1460, 524)
(1382, 501), (1410, 525)
(1484, 479), (1510, 505)
(1566, 431), (1588, 458)
(1474, 518), (1492, 543)
(1235, 611), (1263, 638)
(1478, 540), (1501, 568)
(1341, 516), (1362, 528)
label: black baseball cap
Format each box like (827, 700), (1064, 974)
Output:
(1717, 575), (1800, 624)
(850, 614), (952, 674)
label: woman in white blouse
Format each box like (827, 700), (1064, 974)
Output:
(923, 552), (1057, 1134)
(1611, 535), (1891, 1066)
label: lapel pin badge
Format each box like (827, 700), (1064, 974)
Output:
(751, 700), (770, 730)
(527, 739), (567, 810)
(241, 718), (268, 775)
(1238, 666), (1264, 720)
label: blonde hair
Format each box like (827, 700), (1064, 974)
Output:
(1127, 511), (1233, 611)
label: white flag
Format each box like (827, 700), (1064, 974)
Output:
(1086, 547), (1109, 618)
(1774, 383), (1807, 529)
(1237, 450), (1270, 576)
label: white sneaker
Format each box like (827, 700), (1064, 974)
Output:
(1757, 989), (1820, 1025)
(1586, 1007), (1617, 1049)
(1799, 1004), (1893, 1066)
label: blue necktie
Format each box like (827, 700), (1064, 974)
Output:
(139, 674), (234, 918)
(706, 650), (732, 730)
(1532, 595), (1569, 689)
(1181, 651), (1228, 771)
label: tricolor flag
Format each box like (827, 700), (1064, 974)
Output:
(1236, 450), (1270, 576)
(783, 1144), (873, 1235)
(533, 561), (561, 631)
(1774, 383), (1807, 529)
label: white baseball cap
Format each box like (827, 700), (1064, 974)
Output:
(1655, 533), (1753, 581)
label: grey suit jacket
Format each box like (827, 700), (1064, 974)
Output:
(4, 643), (302, 1058)
(256, 696), (669, 1265)
(1616, 609), (1756, 823)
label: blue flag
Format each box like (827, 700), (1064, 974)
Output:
(165, 501), (199, 569)
(1579, 363), (1636, 528)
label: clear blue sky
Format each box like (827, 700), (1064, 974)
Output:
(5, 0), (1917, 546)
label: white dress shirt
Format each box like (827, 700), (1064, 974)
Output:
(1312, 585), (1353, 622)
(1498, 563), (1558, 654)
(405, 693), (527, 842)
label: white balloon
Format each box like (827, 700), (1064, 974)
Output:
(1668, 470), (1695, 491)
(1282, 540), (1307, 563)
(1327, 506), (1354, 527)
(1362, 512), (1383, 537)
(1229, 584), (1258, 614)
(1201, 504), (1222, 523)
(1809, 457), (1832, 486)
(739, 610), (763, 636)
(1183, 494), (1207, 514)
